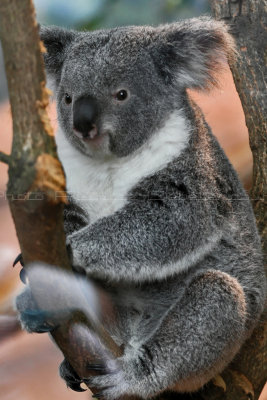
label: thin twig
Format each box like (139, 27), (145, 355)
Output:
(0, 151), (10, 165)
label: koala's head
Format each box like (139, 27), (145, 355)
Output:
(41, 17), (235, 159)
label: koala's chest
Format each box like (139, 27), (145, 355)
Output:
(56, 112), (189, 224)
(65, 155), (141, 223)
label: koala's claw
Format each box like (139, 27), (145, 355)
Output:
(13, 253), (27, 284)
(13, 253), (25, 267)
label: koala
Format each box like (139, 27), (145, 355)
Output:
(15, 17), (266, 399)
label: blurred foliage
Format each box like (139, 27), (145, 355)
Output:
(78, 0), (210, 30)
(35, 0), (210, 30)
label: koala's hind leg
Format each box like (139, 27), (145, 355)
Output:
(86, 270), (247, 400)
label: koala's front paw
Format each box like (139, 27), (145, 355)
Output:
(84, 358), (134, 400)
(15, 287), (58, 333)
(60, 351), (129, 399)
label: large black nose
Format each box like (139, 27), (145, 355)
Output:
(73, 96), (98, 137)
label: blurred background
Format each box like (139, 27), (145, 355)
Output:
(0, 0), (264, 399)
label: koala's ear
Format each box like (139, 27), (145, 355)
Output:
(150, 17), (236, 90)
(40, 26), (76, 81)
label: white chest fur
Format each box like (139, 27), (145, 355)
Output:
(56, 111), (190, 223)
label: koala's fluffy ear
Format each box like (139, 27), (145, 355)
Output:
(40, 26), (76, 82)
(151, 17), (236, 90)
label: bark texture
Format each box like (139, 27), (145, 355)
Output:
(206, 1), (267, 399)
(0, 0), (122, 396)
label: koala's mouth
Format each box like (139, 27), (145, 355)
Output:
(73, 125), (108, 147)
(73, 124), (98, 139)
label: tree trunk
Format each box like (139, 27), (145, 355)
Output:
(0, 0), (123, 397)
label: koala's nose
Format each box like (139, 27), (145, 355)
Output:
(73, 96), (98, 138)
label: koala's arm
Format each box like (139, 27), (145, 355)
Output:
(63, 196), (89, 236)
(67, 176), (223, 282)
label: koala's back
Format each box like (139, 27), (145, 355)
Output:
(189, 103), (264, 310)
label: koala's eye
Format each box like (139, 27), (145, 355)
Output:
(65, 93), (72, 105)
(115, 90), (128, 101)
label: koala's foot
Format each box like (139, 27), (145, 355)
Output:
(20, 309), (58, 333)
(15, 287), (58, 333)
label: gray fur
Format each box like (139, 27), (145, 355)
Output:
(16, 17), (266, 399)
